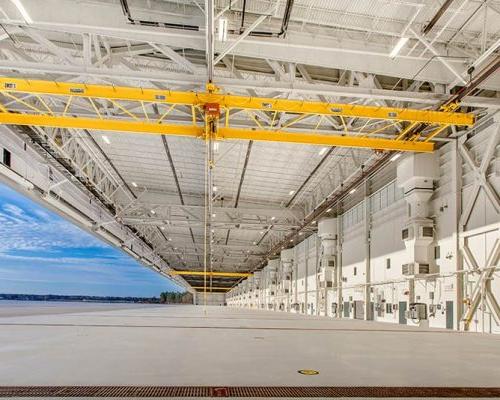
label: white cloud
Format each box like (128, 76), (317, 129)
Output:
(33, 209), (51, 221)
(0, 203), (106, 253)
(3, 203), (25, 218)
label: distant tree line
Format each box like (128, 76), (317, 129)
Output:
(0, 293), (160, 304)
(159, 291), (193, 304)
(0, 292), (194, 305)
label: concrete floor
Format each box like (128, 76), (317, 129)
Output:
(0, 303), (499, 387)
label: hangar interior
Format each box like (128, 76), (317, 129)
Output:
(0, 0), (498, 336)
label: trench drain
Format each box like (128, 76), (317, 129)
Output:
(1, 386), (500, 398)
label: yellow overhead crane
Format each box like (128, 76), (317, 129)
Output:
(192, 286), (232, 292)
(0, 77), (474, 153)
(170, 270), (252, 278)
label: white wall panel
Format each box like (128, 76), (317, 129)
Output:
(227, 119), (499, 334)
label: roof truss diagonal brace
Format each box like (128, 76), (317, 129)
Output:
(461, 239), (500, 330)
(149, 43), (198, 74)
(214, 3), (278, 65)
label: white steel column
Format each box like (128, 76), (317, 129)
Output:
(337, 212), (343, 318)
(452, 138), (464, 330)
(364, 179), (372, 321)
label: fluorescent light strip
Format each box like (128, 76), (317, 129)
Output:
(390, 153), (401, 162)
(10, 0), (33, 23)
(389, 37), (409, 58)
(218, 18), (228, 42)
(101, 135), (111, 144)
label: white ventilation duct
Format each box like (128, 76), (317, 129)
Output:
(267, 259), (279, 310)
(317, 217), (338, 286)
(397, 153), (439, 277)
(317, 217), (339, 316)
(318, 218), (337, 255)
(253, 270), (262, 309)
(253, 270), (261, 289)
(279, 249), (294, 311)
(280, 248), (294, 276)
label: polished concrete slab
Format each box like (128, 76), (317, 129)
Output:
(0, 303), (499, 387)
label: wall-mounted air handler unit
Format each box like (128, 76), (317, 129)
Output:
(317, 217), (338, 316)
(317, 217), (338, 286)
(253, 271), (261, 307)
(279, 248), (294, 311)
(397, 153), (439, 279)
(405, 302), (428, 321)
(266, 259), (279, 310)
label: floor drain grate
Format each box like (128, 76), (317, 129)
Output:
(0, 386), (499, 397)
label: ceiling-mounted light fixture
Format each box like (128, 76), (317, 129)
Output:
(389, 37), (409, 58)
(218, 17), (228, 42)
(10, 0), (33, 23)
(101, 135), (111, 144)
(390, 153), (401, 162)
(289, 190), (295, 195)
(131, 182), (138, 187)
(349, 188), (356, 194)
(318, 147), (328, 156)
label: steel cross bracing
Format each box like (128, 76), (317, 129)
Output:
(0, 77), (474, 153)
(458, 118), (500, 330)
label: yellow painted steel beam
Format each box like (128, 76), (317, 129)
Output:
(170, 270), (252, 278)
(218, 127), (434, 152)
(192, 286), (232, 291)
(0, 112), (434, 152)
(0, 77), (474, 126)
(0, 113), (204, 138)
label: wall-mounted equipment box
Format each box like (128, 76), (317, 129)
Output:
(402, 263), (430, 276)
(405, 302), (427, 320)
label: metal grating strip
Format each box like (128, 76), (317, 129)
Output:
(1, 386), (500, 397)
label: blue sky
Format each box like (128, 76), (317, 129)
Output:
(0, 183), (182, 297)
